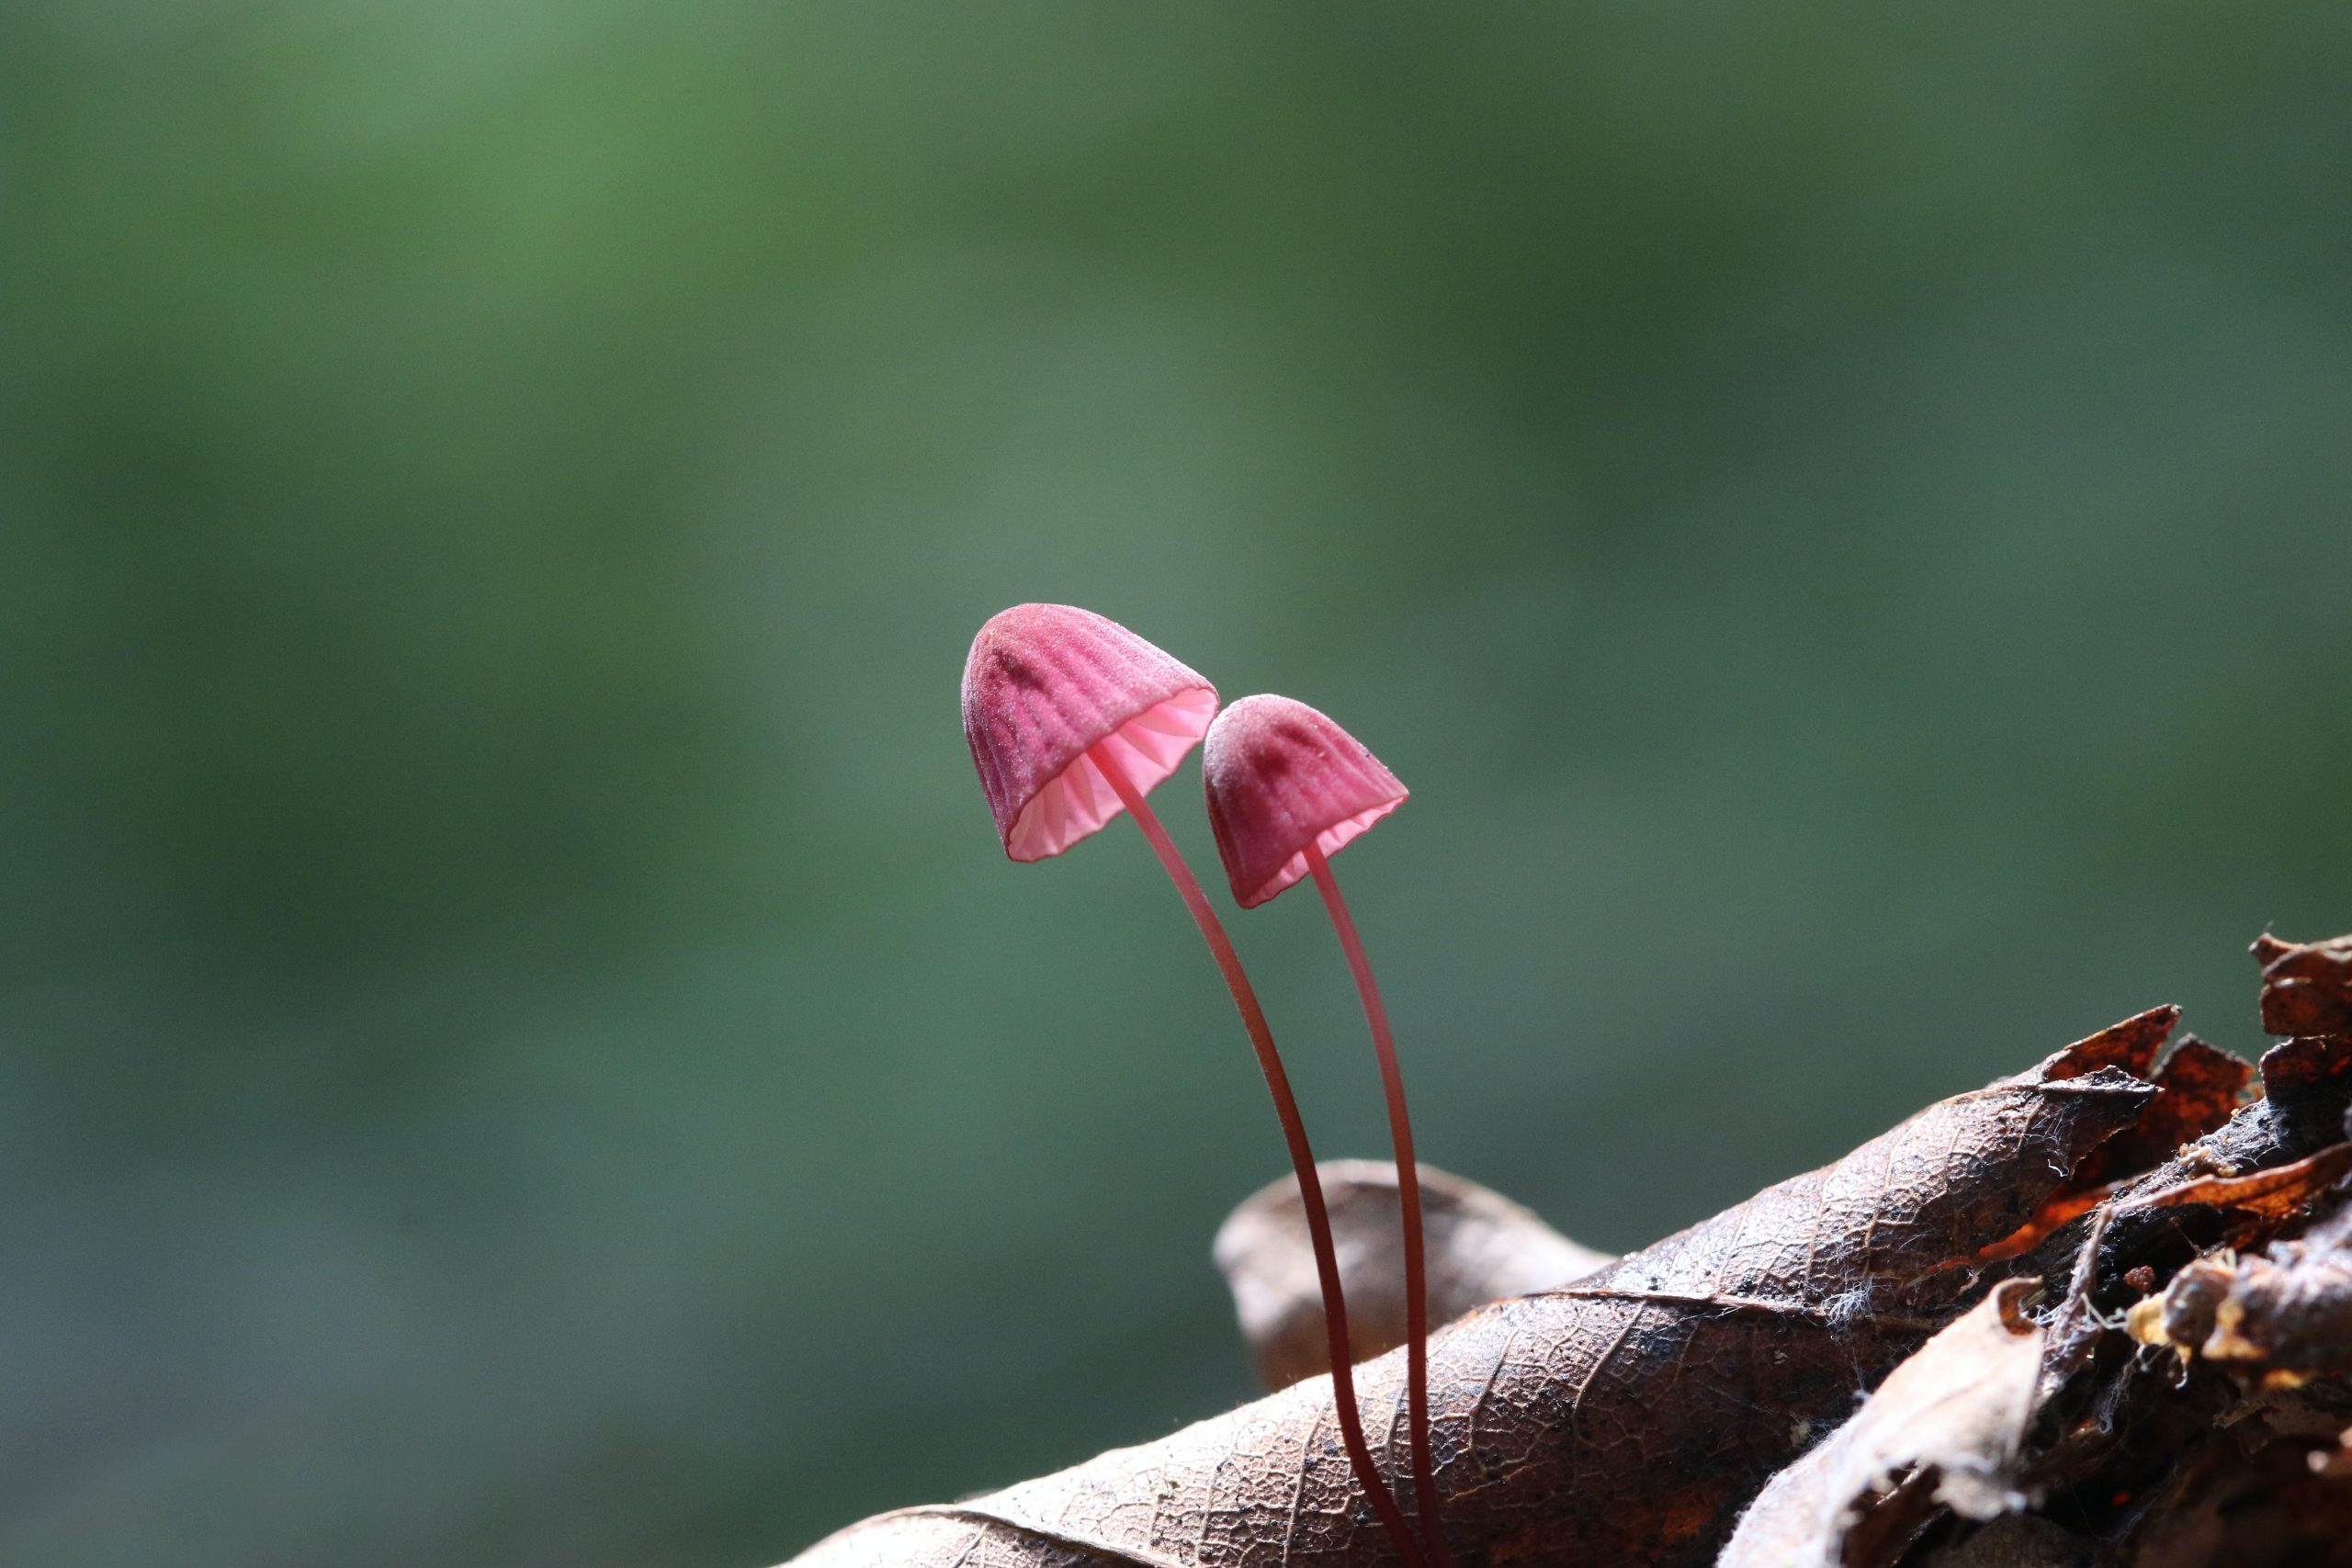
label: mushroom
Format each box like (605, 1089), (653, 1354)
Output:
(1202, 693), (1451, 1568)
(961, 605), (1428, 1568)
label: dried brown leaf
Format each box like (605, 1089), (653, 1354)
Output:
(2255, 1032), (2352, 1154)
(2149, 1038), (2260, 1131)
(2072, 1035), (2252, 1189)
(1213, 1160), (1613, 1391)
(2041, 1005), (2175, 1082)
(1929, 1021), (2223, 1277)
(2254, 933), (2352, 1040)
(1718, 1279), (2047, 1568)
(786, 1023), (2156, 1568)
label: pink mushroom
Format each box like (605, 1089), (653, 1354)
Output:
(1202, 694), (1451, 1568)
(961, 605), (1428, 1568)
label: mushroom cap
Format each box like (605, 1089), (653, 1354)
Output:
(1202, 694), (1408, 908)
(962, 604), (1218, 862)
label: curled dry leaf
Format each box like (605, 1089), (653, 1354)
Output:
(2034, 1021), (2352, 1380)
(2253, 933), (2352, 1040)
(1796, 1062), (2352, 1568)
(2118, 1142), (2352, 1226)
(1718, 1279), (2047, 1568)
(2071, 1034), (2252, 1189)
(1932, 1019), (2237, 1279)
(786, 1020), (2157, 1568)
(1213, 1159), (1613, 1391)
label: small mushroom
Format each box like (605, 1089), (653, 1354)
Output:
(1202, 694), (1410, 908)
(1203, 694), (1452, 1568)
(961, 607), (1429, 1568)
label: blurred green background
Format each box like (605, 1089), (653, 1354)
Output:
(4, 4), (2349, 1565)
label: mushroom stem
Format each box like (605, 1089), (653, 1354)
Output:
(1089, 742), (1429, 1568)
(1306, 840), (1453, 1568)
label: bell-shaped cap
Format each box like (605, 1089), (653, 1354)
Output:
(963, 604), (1218, 862)
(1203, 694), (1408, 908)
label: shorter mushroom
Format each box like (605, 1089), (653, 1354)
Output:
(1202, 694), (1451, 1568)
(962, 608), (1427, 1568)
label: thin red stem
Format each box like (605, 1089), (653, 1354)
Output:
(1307, 841), (1453, 1568)
(1090, 745), (1428, 1568)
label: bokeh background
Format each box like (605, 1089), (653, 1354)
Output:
(6, 5), (2350, 1565)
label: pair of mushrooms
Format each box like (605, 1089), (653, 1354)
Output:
(962, 604), (1450, 1568)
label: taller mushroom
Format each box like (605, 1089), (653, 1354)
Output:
(960, 604), (1426, 1568)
